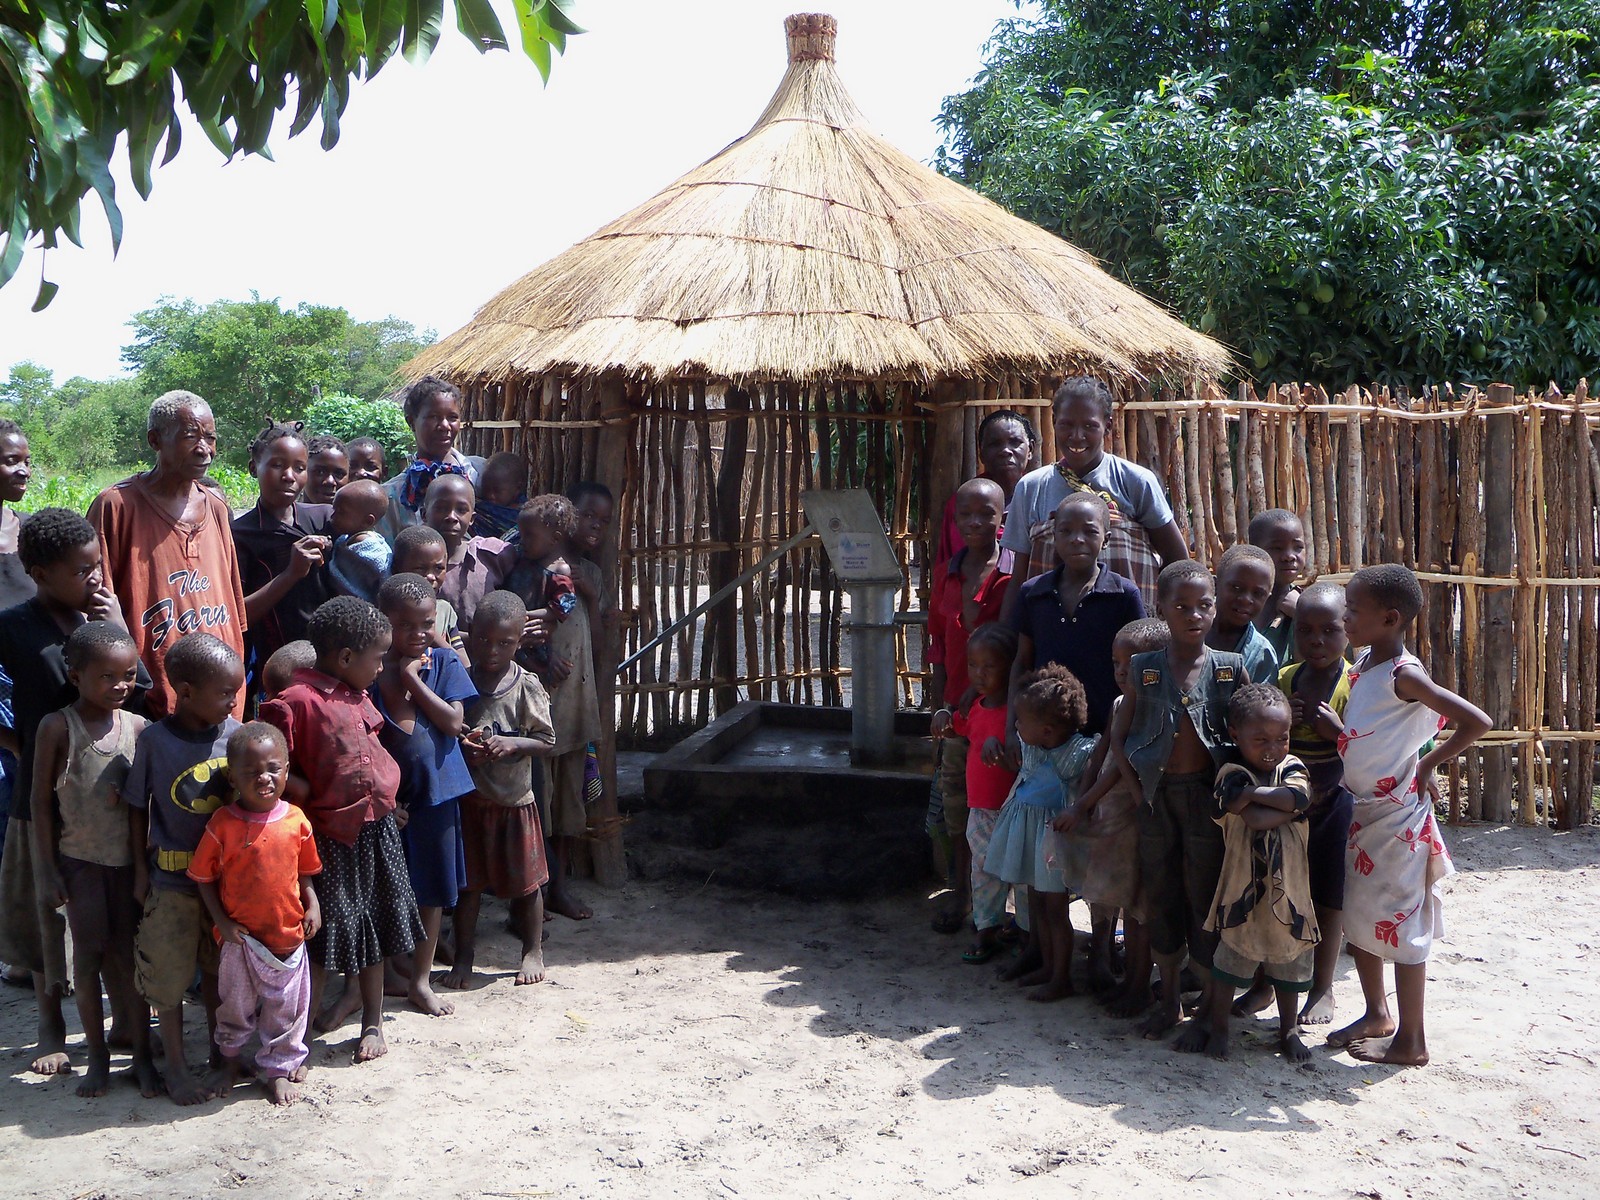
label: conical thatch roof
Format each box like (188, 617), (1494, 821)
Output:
(409, 13), (1231, 386)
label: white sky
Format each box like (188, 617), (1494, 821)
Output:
(0, 0), (1025, 384)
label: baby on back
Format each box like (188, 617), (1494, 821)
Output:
(325, 480), (392, 602)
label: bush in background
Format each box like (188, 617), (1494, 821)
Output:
(304, 393), (413, 473)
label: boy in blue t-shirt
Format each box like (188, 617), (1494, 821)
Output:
(126, 633), (244, 1106)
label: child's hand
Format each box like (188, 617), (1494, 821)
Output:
(34, 865), (67, 911)
(521, 615), (551, 647)
(1312, 701), (1343, 741)
(1051, 805), (1081, 834)
(288, 535), (329, 579)
(302, 893), (322, 940)
(930, 709), (953, 738)
(545, 655), (573, 685)
(393, 806), (410, 831)
(216, 915), (247, 946)
(980, 735), (1019, 772)
(477, 734), (519, 761)
(84, 583), (123, 625)
(1289, 695), (1308, 726)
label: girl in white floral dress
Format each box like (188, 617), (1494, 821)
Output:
(1328, 566), (1490, 1066)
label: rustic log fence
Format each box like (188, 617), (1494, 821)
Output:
(461, 376), (1600, 831)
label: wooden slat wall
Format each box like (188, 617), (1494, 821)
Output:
(461, 376), (1600, 830)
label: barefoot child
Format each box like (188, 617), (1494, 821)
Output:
(392, 524), (468, 665)
(1199, 685), (1318, 1062)
(931, 623), (1020, 964)
(1207, 544), (1280, 683)
(1275, 581), (1354, 1025)
(1328, 565), (1490, 1067)
(189, 722), (322, 1105)
(986, 665), (1096, 1002)
(260, 596), (424, 1063)
(345, 437), (386, 485)
(326, 480), (393, 603)
(507, 494), (598, 922)
(29, 622), (150, 1097)
(303, 434), (349, 506)
(1053, 617), (1168, 1004)
(1124, 560), (1246, 1042)
(926, 478), (1013, 934)
(1248, 509), (1307, 664)
(444, 591), (556, 990)
(0, 509), (143, 1078)
(126, 633), (245, 1105)
(372, 574), (477, 1017)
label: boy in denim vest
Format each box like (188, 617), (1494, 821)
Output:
(1120, 560), (1245, 1045)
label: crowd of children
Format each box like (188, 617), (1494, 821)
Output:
(927, 378), (1492, 1069)
(0, 369), (1496, 1115)
(0, 379), (619, 1106)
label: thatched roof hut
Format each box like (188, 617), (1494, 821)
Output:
(407, 15), (1228, 783)
(408, 13), (1228, 387)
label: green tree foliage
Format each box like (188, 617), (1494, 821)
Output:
(0, 0), (583, 306)
(122, 295), (434, 464)
(304, 392), (414, 470)
(938, 0), (1600, 385)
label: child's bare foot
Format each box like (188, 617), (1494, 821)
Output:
(1139, 1002), (1181, 1039)
(1281, 1031), (1313, 1064)
(515, 945), (546, 985)
(164, 1066), (214, 1106)
(1230, 980), (1274, 1017)
(76, 1048), (112, 1098)
(1104, 985), (1152, 1018)
(997, 950), (1041, 982)
(288, 1063), (309, 1083)
(1025, 979), (1074, 1003)
(1204, 1028), (1231, 1061)
(131, 1056), (164, 1098)
(314, 982), (365, 1033)
(1299, 988), (1337, 1025)
(205, 1056), (243, 1099)
(408, 978), (455, 1017)
(264, 1076), (301, 1106)
(1327, 1012), (1395, 1048)
(1171, 1021), (1211, 1054)
(106, 1023), (133, 1051)
(546, 889), (592, 921)
(440, 962), (476, 990)
(1348, 1033), (1428, 1066)
(1013, 965), (1051, 987)
(383, 959), (412, 997)
(30, 1047), (71, 1075)
(355, 1025), (387, 1062)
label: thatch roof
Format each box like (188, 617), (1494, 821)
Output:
(408, 13), (1231, 387)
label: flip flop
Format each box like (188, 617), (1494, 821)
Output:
(962, 944), (1000, 965)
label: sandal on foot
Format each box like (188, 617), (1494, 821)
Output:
(962, 944), (1000, 965)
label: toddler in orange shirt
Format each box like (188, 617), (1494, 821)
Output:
(189, 722), (322, 1105)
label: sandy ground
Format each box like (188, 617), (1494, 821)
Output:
(2, 821), (1597, 1200)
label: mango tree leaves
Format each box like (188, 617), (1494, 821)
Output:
(0, 1), (584, 306)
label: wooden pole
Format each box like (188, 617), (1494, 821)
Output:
(588, 376), (632, 886)
(1481, 383), (1517, 821)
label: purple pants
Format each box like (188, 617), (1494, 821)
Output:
(215, 937), (311, 1080)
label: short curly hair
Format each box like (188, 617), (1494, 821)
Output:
(1296, 580), (1345, 617)
(307, 596), (391, 657)
(227, 720), (288, 765)
(1014, 663), (1089, 733)
(1114, 616), (1171, 655)
(1352, 563), (1423, 623)
(164, 632), (242, 688)
(63, 621), (136, 671)
(1054, 489), (1110, 527)
(1051, 376), (1115, 422)
(567, 480), (614, 506)
(473, 589), (527, 630)
(1228, 682), (1291, 729)
(18, 507), (97, 572)
(519, 493), (578, 540)
(261, 639), (316, 698)
(401, 376), (463, 424)
(1155, 558), (1214, 602)
(965, 620), (1019, 663)
(376, 572), (436, 614)
(1247, 508), (1303, 545)
(392, 523), (447, 568)
(147, 390), (211, 436)
(306, 433), (346, 458)
(1217, 543), (1274, 578)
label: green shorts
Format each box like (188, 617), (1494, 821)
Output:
(940, 736), (970, 838)
(134, 887), (220, 1012)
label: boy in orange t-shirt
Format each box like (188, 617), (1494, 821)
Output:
(189, 721), (321, 1106)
